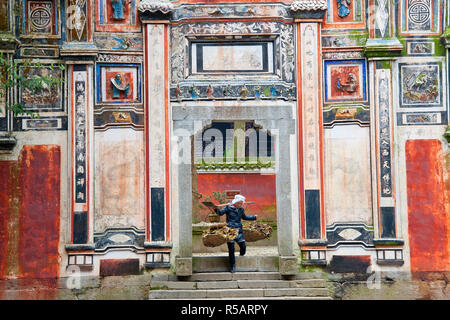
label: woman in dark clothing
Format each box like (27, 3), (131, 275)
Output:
(215, 195), (257, 273)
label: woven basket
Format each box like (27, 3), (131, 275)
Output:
(202, 224), (238, 247)
(242, 223), (273, 242)
(202, 233), (227, 247)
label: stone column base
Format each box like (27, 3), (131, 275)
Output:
(175, 257), (192, 276)
(279, 255), (298, 275)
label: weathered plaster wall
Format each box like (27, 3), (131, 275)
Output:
(324, 125), (372, 225)
(94, 129), (145, 232)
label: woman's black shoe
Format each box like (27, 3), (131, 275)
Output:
(230, 264), (236, 273)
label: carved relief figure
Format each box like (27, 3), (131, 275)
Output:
(337, 0), (351, 18)
(111, 73), (130, 99)
(111, 0), (126, 20)
(336, 73), (357, 93)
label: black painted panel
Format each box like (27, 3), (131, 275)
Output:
(328, 255), (371, 273)
(380, 206), (396, 238)
(305, 190), (321, 239)
(73, 211), (88, 244)
(151, 188), (165, 242)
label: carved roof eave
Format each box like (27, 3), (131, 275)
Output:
(290, 0), (328, 12)
(290, 0), (327, 19)
(138, 0), (174, 15)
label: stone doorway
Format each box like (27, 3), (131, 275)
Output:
(172, 100), (298, 275)
(191, 120), (278, 269)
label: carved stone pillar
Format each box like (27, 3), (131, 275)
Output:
(365, 0), (404, 263)
(138, 0), (174, 263)
(62, 1), (97, 264)
(291, 1), (328, 265)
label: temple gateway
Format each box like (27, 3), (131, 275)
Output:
(0, 0), (449, 297)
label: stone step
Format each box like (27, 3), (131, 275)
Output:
(150, 279), (327, 290)
(148, 288), (331, 299)
(174, 297), (333, 300)
(188, 271), (282, 281)
(192, 256), (279, 273)
(151, 271), (326, 282)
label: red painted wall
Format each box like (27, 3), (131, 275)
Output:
(18, 146), (61, 279)
(0, 146), (61, 281)
(196, 173), (276, 222)
(406, 140), (449, 275)
(0, 161), (14, 279)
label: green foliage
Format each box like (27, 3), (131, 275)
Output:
(444, 125), (450, 143)
(196, 158), (274, 171)
(198, 191), (227, 210)
(0, 53), (65, 119)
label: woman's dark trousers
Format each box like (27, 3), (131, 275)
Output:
(227, 241), (246, 271)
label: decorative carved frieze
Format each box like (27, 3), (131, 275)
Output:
(170, 21), (296, 101)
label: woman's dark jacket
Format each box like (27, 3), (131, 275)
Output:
(215, 205), (256, 242)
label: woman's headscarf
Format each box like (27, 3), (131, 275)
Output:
(231, 194), (245, 205)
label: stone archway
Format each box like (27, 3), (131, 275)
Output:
(172, 101), (297, 276)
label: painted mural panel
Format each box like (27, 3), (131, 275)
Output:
(19, 65), (64, 112)
(398, 62), (442, 108)
(324, 125), (372, 225)
(406, 140), (449, 275)
(94, 129), (145, 232)
(324, 59), (367, 103)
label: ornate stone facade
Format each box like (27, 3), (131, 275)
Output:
(0, 0), (449, 290)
